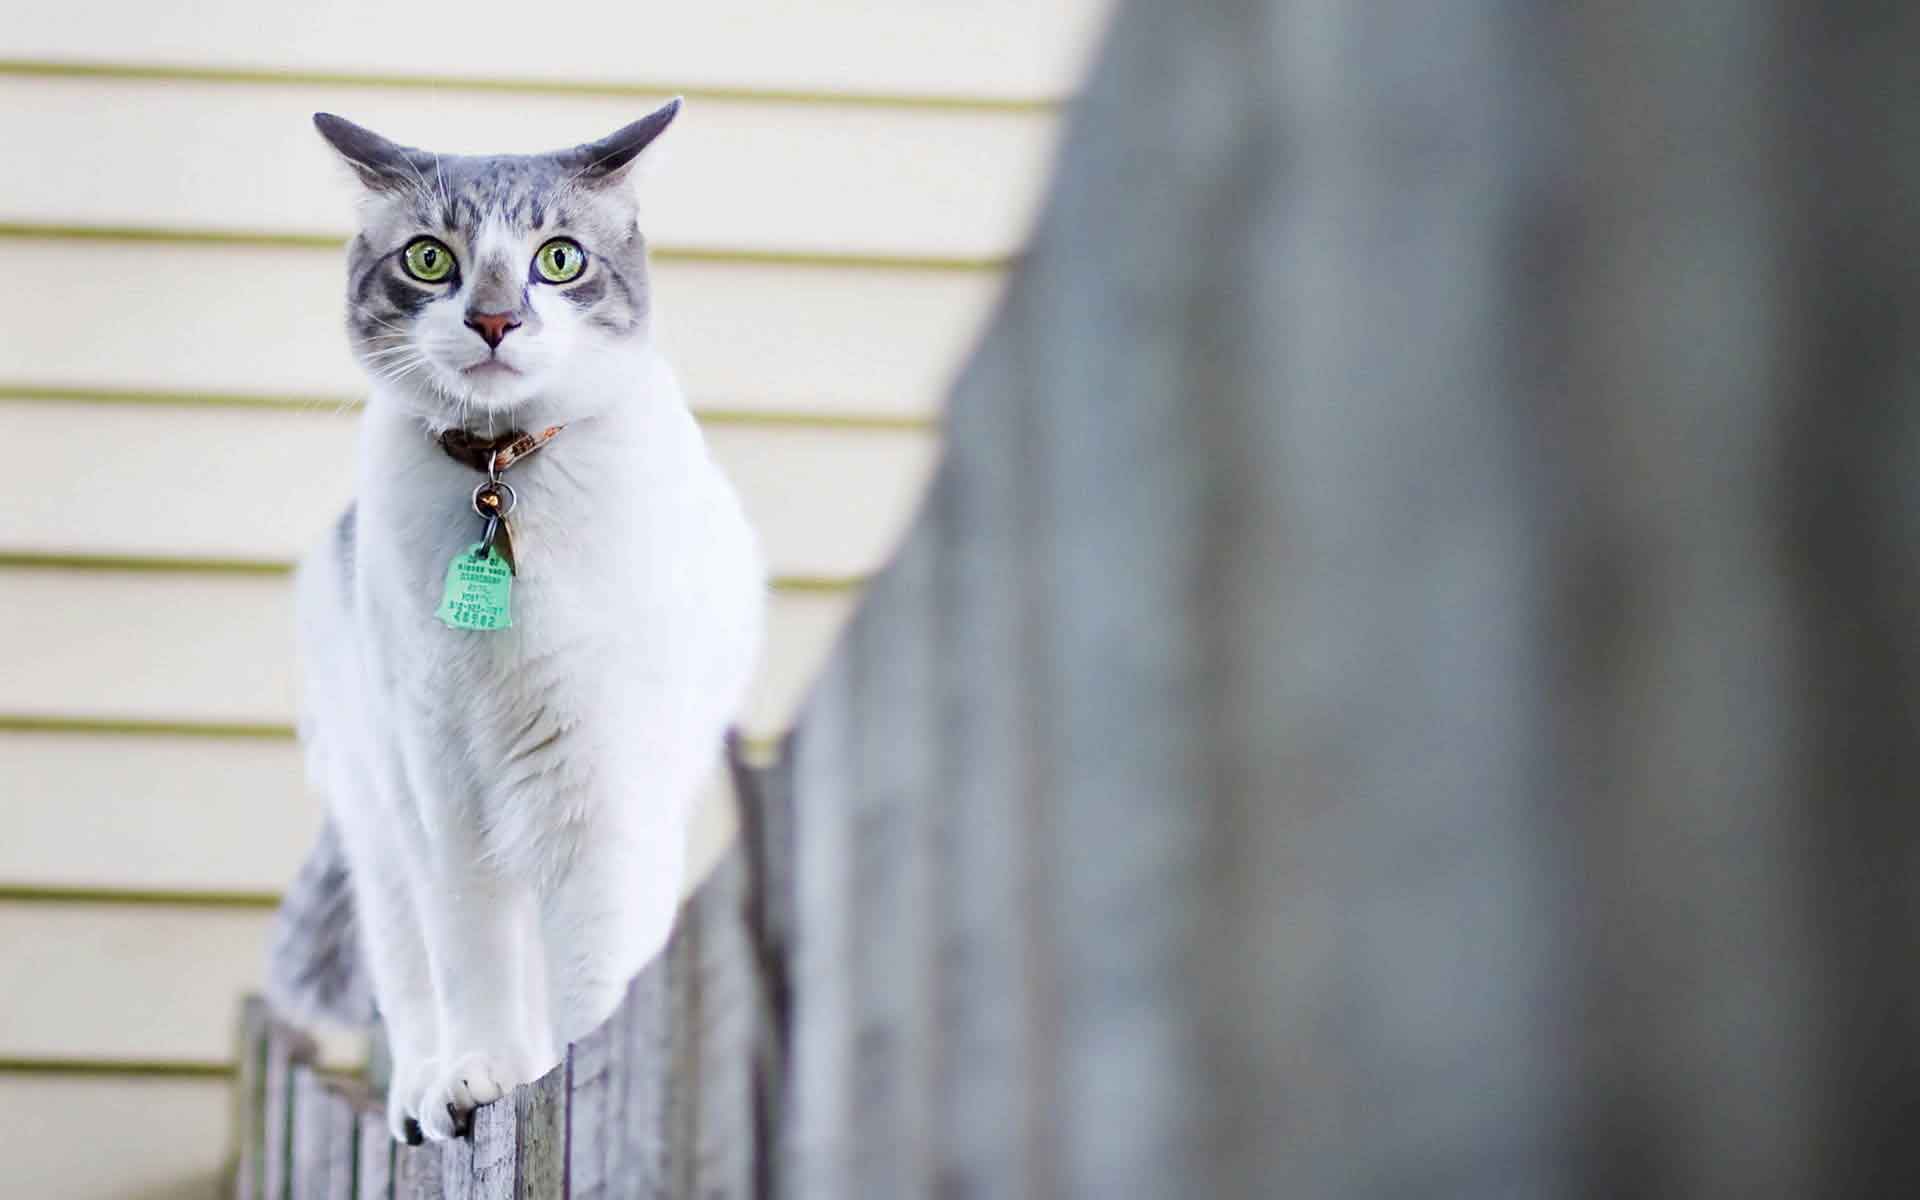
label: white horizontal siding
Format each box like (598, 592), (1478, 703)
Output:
(2, 568), (851, 737)
(0, 77), (1056, 260)
(0, 239), (996, 418)
(0, 733), (743, 897)
(4, 0), (1109, 101)
(0, 903), (271, 1063)
(0, 399), (935, 576)
(0, 1074), (231, 1200)
(0, 735), (323, 894)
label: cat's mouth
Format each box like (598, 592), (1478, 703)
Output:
(461, 359), (522, 379)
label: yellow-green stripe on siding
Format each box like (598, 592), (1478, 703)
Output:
(0, 714), (297, 740)
(0, 885), (279, 910)
(0, 58), (1063, 115)
(0, 551), (863, 594)
(0, 384), (939, 433)
(0, 713), (785, 764)
(0, 1057), (235, 1080)
(0, 222), (1011, 273)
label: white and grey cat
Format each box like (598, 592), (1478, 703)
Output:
(270, 101), (764, 1144)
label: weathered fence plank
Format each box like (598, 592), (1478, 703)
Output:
(681, 851), (762, 1199)
(289, 1066), (354, 1200)
(234, 997), (271, 1200)
(394, 1138), (445, 1200)
(846, 527), (940, 1200)
(450, 1095), (517, 1200)
(781, 631), (857, 1200)
(512, 1065), (568, 1199)
(662, 900), (696, 1198)
(564, 1017), (613, 1198)
(607, 961), (670, 1197)
(922, 310), (1052, 1199)
(1008, 2), (1573, 1192)
(260, 1012), (316, 1200)
(729, 741), (793, 1200)
(356, 1107), (395, 1200)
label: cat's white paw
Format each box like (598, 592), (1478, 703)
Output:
(415, 1051), (533, 1142)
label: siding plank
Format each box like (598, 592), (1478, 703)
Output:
(0, 78), (1055, 261)
(0, 568), (854, 739)
(0, 906), (365, 1068)
(0, 734), (322, 894)
(0, 734), (738, 901)
(0, 904), (275, 1064)
(2, 1), (1109, 102)
(0, 1073), (231, 1200)
(0, 400), (934, 578)
(0, 241), (997, 419)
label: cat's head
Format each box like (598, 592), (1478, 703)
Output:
(313, 102), (679, 426)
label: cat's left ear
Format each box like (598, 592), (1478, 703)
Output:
(562, 98), (682, 186)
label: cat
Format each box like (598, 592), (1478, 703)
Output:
(268, 101), (765, 1145)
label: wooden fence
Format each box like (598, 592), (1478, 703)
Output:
(237, 0), (1920, 1196)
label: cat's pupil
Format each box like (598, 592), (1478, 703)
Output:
(553, 249), (567, 268)
(424, 248), (437, 266)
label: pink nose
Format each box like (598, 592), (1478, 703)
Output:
(466, 311), (520, 349)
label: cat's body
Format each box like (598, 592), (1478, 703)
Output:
(281, 103), (763, 1143)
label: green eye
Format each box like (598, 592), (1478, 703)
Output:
(533, 238), (586, 284)
(402, 238), (455, 283)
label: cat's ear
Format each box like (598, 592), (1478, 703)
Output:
(561, 98), (682, 186)
(313, 113), (433, 192)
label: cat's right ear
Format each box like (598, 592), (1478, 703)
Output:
(313, 113), (429, 192)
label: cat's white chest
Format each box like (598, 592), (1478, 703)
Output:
(394, 450), (755, 840)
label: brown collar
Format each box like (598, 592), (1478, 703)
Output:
(436, 425), (564, 474)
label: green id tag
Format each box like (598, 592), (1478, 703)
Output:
(436, 544), (513, 630)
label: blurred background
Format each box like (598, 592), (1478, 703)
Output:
(0, 2), (1111, 1193)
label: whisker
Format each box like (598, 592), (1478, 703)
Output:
(361, 346), (424, 364)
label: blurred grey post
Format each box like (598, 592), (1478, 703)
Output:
(778, 0), (1920, 1198)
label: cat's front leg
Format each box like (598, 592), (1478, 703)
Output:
(541, 818), (687, 1049)
(337, 825), (442, 1145)
(412, 852), (557, 1141)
